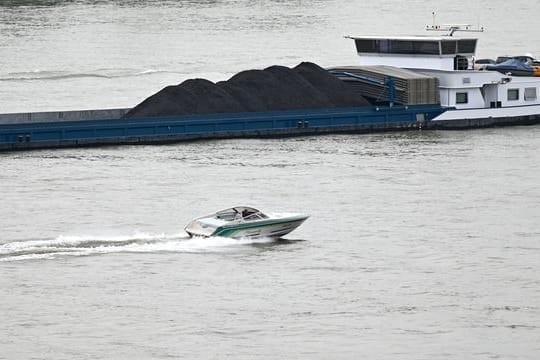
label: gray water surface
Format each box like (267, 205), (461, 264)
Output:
(1, 0), (540, 359)
(2, 129), (540, 359)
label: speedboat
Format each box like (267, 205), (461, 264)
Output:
(184, 206), (309, 239)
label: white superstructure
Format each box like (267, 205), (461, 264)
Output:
(416, 69), (540, 109)
(347, 26), (540, 117)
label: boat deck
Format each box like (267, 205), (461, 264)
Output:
(0, 105), (444, 151)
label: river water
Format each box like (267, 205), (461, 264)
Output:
(1, 1), (540, 359)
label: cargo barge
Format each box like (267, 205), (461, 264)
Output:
(0, 105), (444, 151)
(2, 24), (540, 152)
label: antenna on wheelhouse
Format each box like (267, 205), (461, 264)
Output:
(426, 12), (485, 36)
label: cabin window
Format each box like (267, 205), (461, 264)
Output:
(456, 92), (468, 104)
(457, 39), (477, 54)
(525, 87), (537, 101)
(507, 89), (520, 101)
(355, 39), (440, 55)
(378, 39), (392, 53)
(355, 39), (377, 53)
(441, 40), (457, 55)
(412, 41), (440, 55)
(389, 40), (413, 53)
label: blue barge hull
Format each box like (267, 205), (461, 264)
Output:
(0, 105), (444, 151)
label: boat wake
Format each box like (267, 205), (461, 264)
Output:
(0, 232), (275, 262)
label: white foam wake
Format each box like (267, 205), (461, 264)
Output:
(0, 232), (274, 262)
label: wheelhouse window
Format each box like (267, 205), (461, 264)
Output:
(355, 39), (440, 55)
(457, 39), (477, 54)
(354, 38), (476, 56)
(456, 92), (468, 104)
(441, 40), (457, 55)
(525, 87), (537, 101)
(355, 39), (378, 53)
(507, 89), (520, 101)
(413, 41), (440, 54)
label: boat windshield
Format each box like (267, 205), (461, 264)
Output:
(215, 207), (268, 221)
(242, 212), (268, 221)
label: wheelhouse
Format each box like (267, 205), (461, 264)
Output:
(354, 37), (477, 56)
(347, 35), (478, 71)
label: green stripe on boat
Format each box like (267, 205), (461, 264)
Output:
(213, 217), (304, 237)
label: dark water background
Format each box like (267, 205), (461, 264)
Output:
(1, 1), (540, 359)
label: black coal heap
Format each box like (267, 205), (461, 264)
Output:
(123, 62), (369, 118)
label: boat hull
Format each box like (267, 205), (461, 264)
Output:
(186, 215), (308, 239)
(212, 216), (308, 239)
(0, 105), (445, 152)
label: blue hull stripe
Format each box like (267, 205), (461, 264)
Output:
(0, 105), (445, 150)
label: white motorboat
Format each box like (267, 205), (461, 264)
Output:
(184, 206), (309, 239)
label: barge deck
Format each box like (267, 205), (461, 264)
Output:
(1, 104), (539, 152)
(0, 105), (442, 151)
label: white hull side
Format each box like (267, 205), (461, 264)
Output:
(433, 104), (540, 121)
(214, 218), (307, 239)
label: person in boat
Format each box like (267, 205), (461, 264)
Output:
(242, 209), (251, 219)
(233, 209), (243, 220)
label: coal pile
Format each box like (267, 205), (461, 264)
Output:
(123, 62), (369, 118)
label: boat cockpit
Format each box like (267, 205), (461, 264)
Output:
(215, 207), (269, 222)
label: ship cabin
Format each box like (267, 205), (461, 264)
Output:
(348, 35), (540, 110)
(350, 35), (477, 71)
